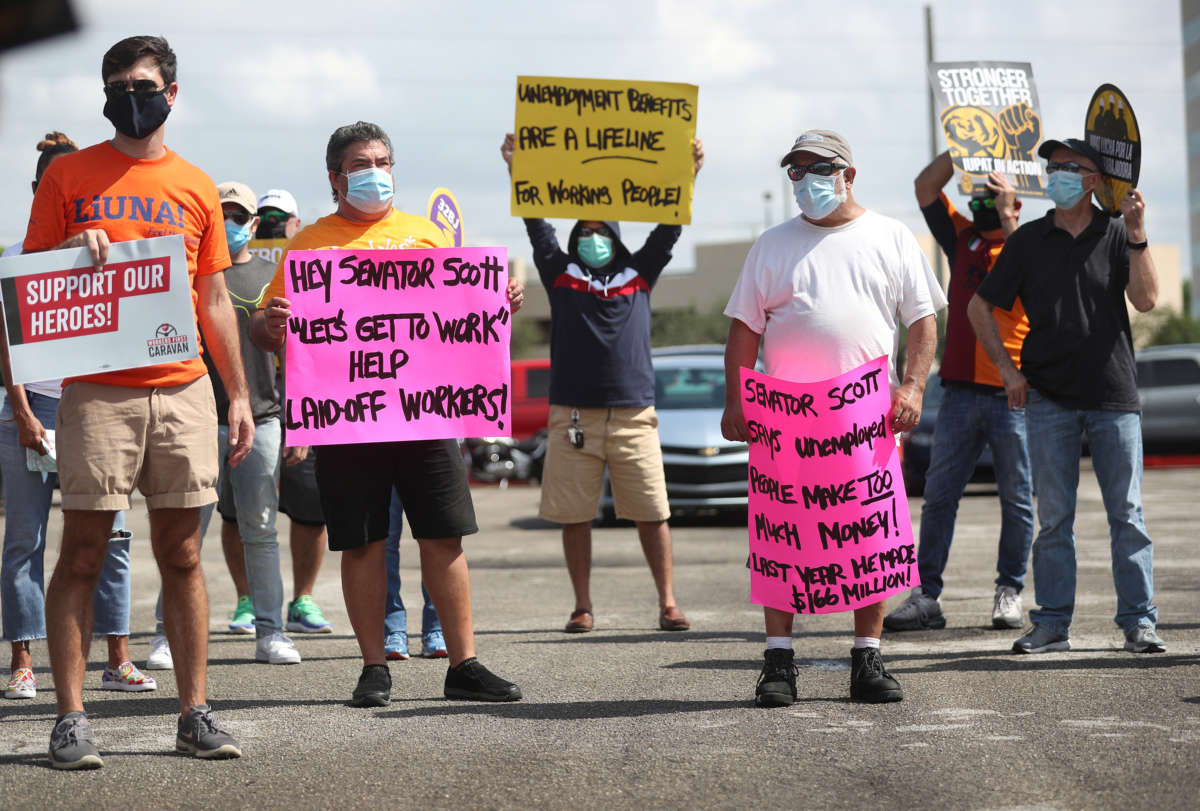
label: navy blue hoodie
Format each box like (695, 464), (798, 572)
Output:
(523, 218), (681, 407)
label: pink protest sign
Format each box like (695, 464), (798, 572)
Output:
(283, 247), (511, 446)
(740, 357), (916, 614)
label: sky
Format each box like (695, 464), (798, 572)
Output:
(0, 0), (1189, 294)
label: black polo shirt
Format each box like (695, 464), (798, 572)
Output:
(976, 206), (1138, 411)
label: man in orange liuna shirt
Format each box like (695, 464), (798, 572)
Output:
(884, 150), (1032, 634)
(18, 36), (251, 769)
(252, 121), (525, 708)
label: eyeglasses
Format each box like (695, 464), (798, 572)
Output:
(578, 226), (611, 239)
(224, 210), (252, 226)
(968, 198), (996, 212)
(1045, 161), (1097, 175)
(785, 161), (847, 181)
(258, 209), (289, 223)
(103, 79), (166, 100)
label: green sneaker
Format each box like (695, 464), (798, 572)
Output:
(228, 595), (255, 634)
(286, 595), (332, 634)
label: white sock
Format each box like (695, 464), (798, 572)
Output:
(765, 636), (793, 651)
(853, 636), (880, 649)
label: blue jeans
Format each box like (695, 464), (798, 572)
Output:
(157, 419), (283, 636)
(917, 385), (1034, 598)
(0, 392), (131, 641)
(1025, 392), (1157, 634)
(384, 488), (441, 640)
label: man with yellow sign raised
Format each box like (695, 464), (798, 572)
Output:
(501, 131), (702, 636)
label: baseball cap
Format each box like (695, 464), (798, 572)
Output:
(1037, 138), (1105, 173)
(217, 181), (257, 214)
(257, 188), (299, 217)
(780, 129), (854, 167)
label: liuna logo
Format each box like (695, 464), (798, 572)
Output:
(147, 322), (190, 358)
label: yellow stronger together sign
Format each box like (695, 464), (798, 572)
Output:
(510, 75), (698, 225)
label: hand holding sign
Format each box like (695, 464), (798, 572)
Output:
(1120, 188), (1147, 241)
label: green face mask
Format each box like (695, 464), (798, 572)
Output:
(577, 233), (613, 268)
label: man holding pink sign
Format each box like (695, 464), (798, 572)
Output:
(253, 121), (525, 708)
(722, 130), (945, 706)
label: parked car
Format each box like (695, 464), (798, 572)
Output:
(510, 358), (550, 440)
(1136, 343), (1200, 451)
(901, 374), (994, 497)
(599, 348), (749, 522)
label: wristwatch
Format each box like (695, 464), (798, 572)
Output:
(1128, 238), (1149, 250)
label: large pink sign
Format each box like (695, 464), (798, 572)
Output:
(740, 357), (916, 614)
(283, 247), (511, 446)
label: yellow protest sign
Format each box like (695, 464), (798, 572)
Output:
(510, 75), (698, 224)
(247, 237), (289, 267)
(1085, 84), (1141, 215)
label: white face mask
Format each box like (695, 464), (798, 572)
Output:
(792, 172), (847, 220)
(342, 167), (394, 214)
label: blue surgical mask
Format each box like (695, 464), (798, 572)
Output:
(343, 167), (394, 214)
(224, 218), (252, 255)
(577, 234), (613, 268)
(792, 174), (845, 220)
(1046, 170), (1087, 210)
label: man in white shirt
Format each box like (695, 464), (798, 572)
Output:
(721, 129), (945, 705)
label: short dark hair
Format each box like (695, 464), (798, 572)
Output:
(325, 121), (394, 202)
(34, 131), (77, 181)
(101, 35), (177, 85)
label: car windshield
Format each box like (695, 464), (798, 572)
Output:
(655, 366), (726, 410)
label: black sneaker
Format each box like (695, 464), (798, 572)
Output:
(849, 647), (903, 703)
(48, 711), (103, 770)
(754, 649), (798, 708)
(175, 704), (242, 759)
(350, 664), (392, 707)
(444, 657), (522, 702)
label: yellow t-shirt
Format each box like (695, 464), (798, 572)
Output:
(265, 209), (450, 302)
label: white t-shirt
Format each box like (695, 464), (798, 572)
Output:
(1, 240), (63, 400)
(724, 210), (946, 387)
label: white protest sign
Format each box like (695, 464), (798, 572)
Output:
(0, 234), (195, 384)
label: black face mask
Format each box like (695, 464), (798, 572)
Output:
(256, 218), (289, 239)
(103, 89), (171, 139)
(973, 207), (1002, 233)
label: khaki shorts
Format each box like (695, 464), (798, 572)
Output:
(57, 377), (219, 511)
(539, 405), (670, 523)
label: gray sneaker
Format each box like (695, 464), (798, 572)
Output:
(1012, 624), (1070, 654)
(1124, 625), (1166, 653)
(882, 588), (945, 631)
(992, 585), (1023, 629)
(48, 711), (103, 770)
(175, 704), (242, 759)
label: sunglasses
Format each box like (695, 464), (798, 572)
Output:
(786, 161), (847, 181)
(224, 210), (252, 226)
(103, 79), (166, 100)
(1045, 161), (1097, 175)
(968, 198), (996, 212)
(578, 226), (611, 239)
(258, 209), (289, 223)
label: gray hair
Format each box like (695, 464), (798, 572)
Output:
(325, 121), (395, 202)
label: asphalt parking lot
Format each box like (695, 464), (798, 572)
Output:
(0, 463), (1197, 810)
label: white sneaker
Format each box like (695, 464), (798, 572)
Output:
(992, 585), (1023, 629)
(255, 631), (301, 665)
(145, 635), (174, 670)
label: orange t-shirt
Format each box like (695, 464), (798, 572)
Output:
(23, 142), (230, 388)
(264, 209), (450, 303)
(933, 193), (1029, 389)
